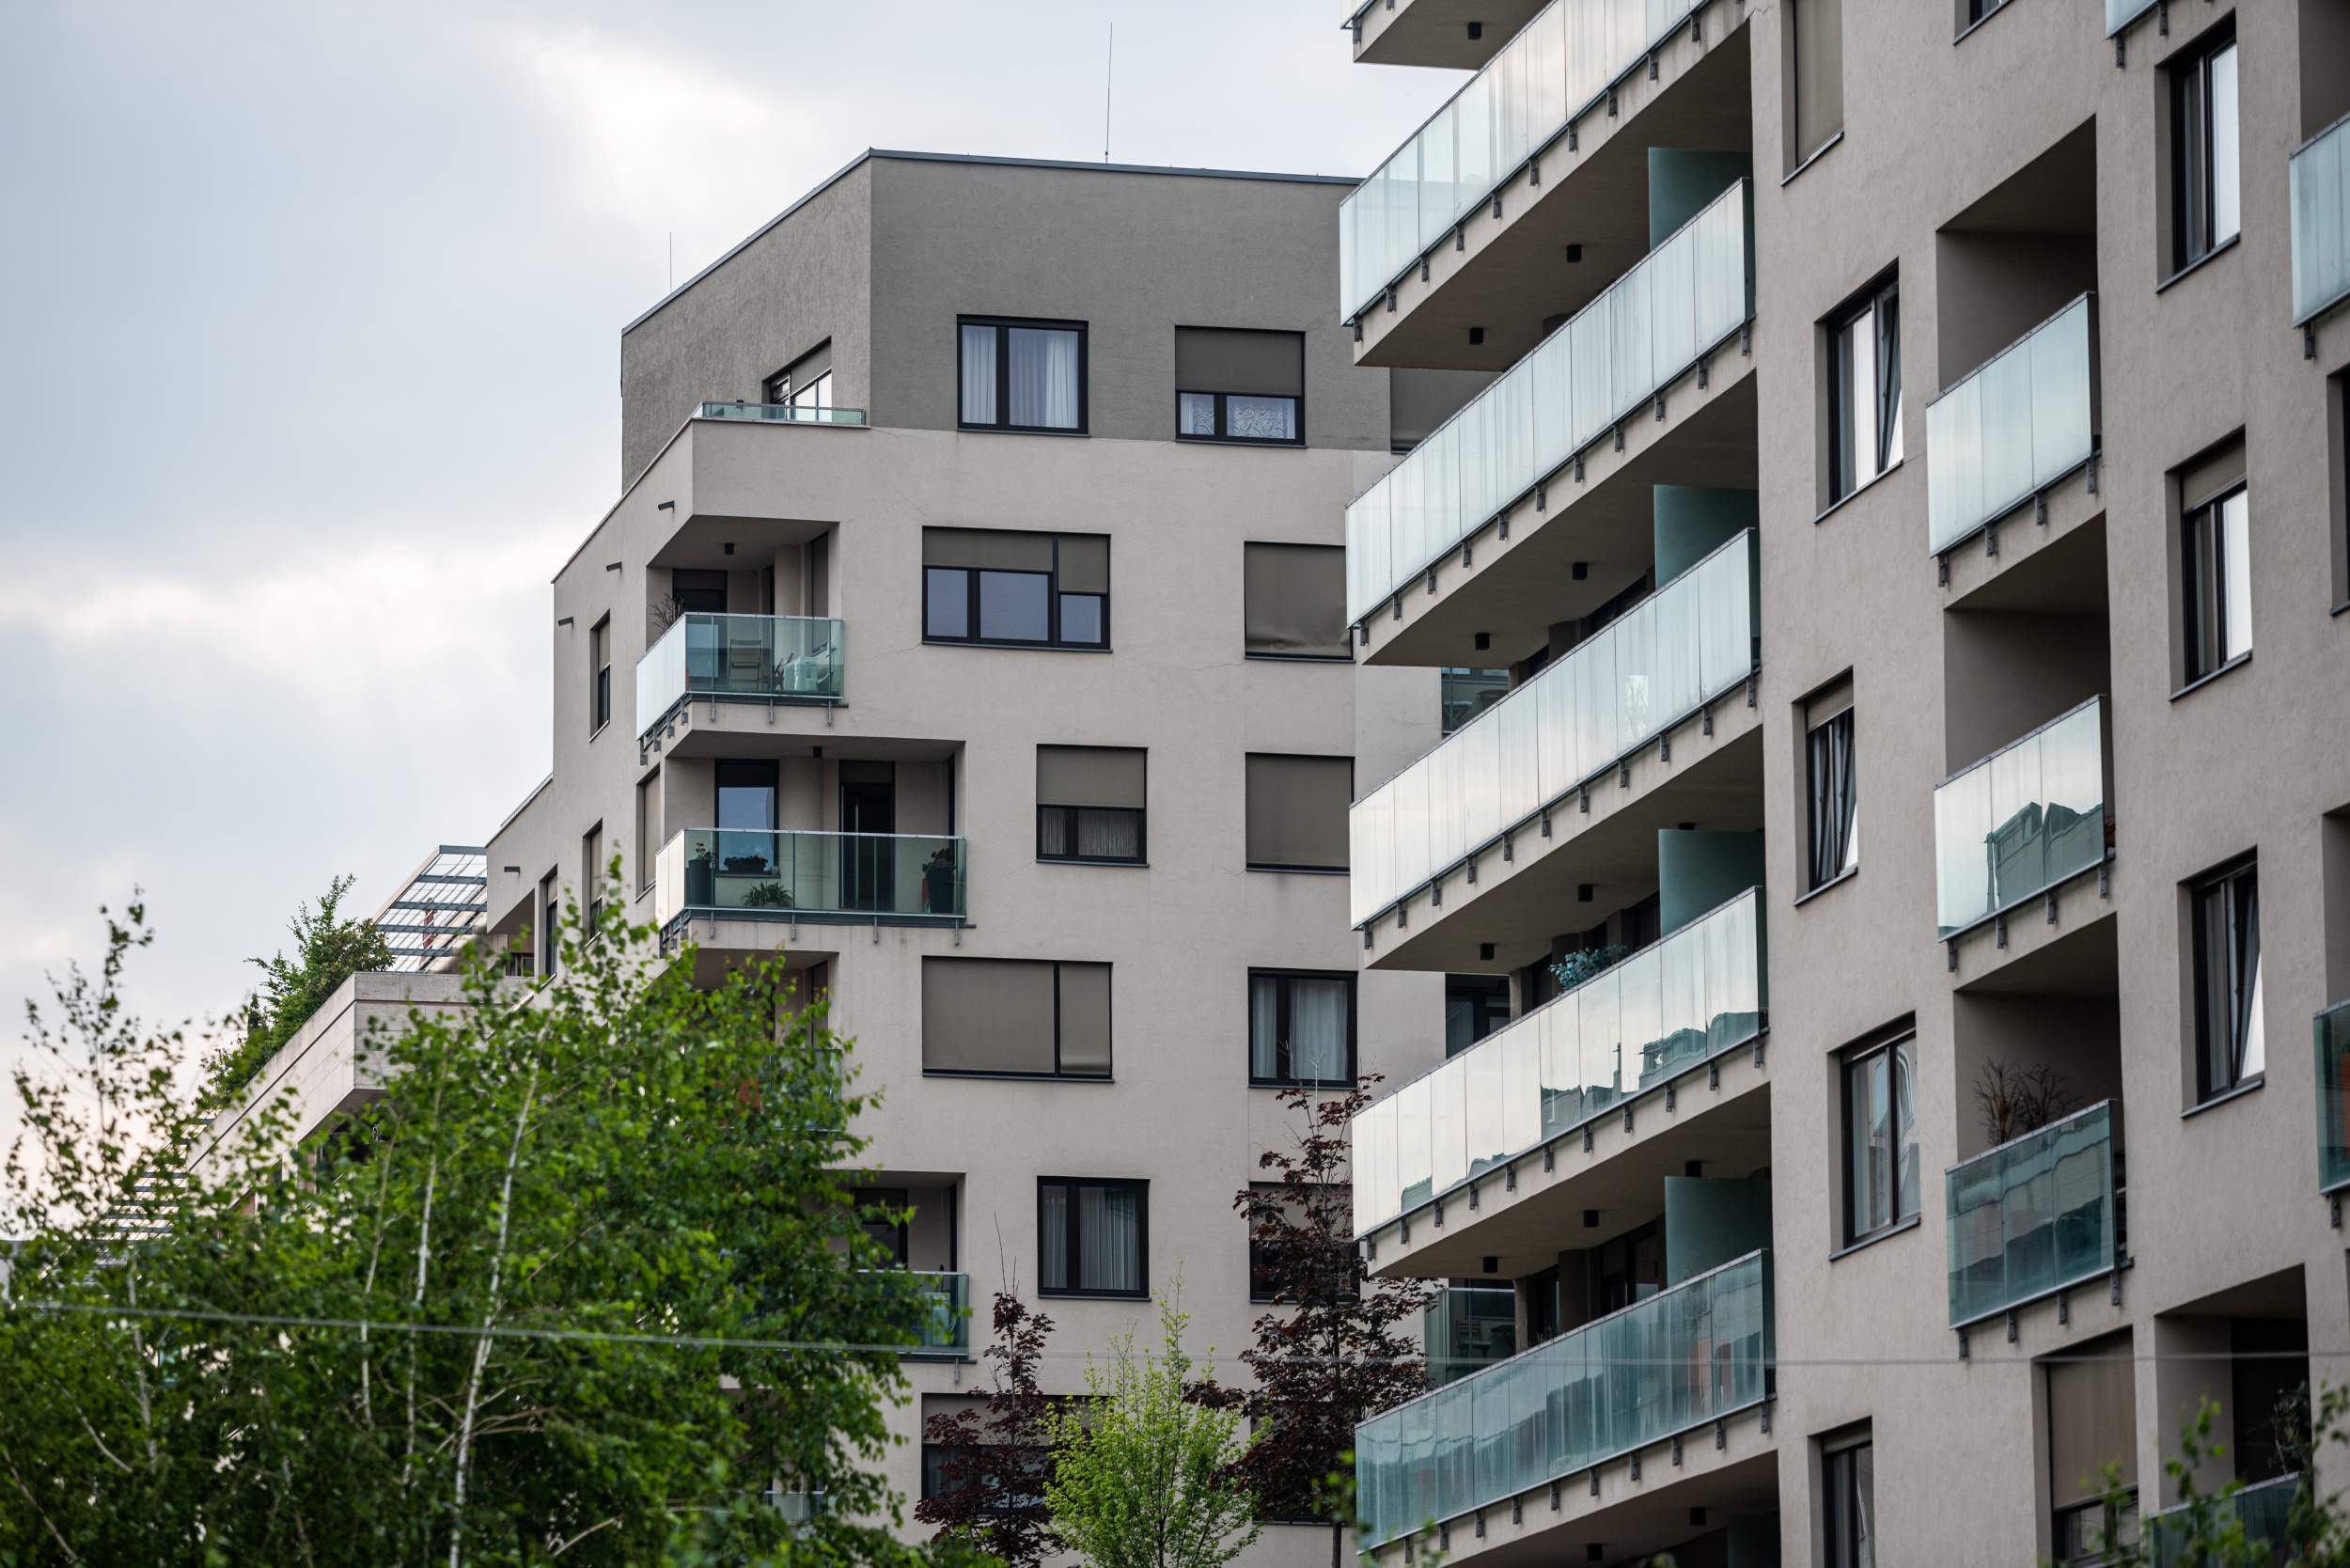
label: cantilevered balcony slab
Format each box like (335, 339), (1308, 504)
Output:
(1349, 9), (1750, 371)
(1360, 365), (1755, 670)
(1347, 0), (1539, 69)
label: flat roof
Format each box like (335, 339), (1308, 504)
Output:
(621, 148), (1360, 336)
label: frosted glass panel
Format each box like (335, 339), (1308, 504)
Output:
(1934, 698), (2107, 936)
(1926, 296), (2096, 554)
(2292, 115), (2350, 325)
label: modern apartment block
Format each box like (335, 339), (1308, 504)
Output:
(1332, 1), (2350, 1564)
(468, 149), (1463, 1552)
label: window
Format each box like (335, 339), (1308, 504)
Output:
(635, 769), (662, 894)
(1176, 327), (1304, 445)
(582, 823), (605, 932)
(923, 527), (1108, 649)
(1842, 1036), (1919, 1243)
(588, 616), (612, 732)
(2192, 857), (2264, 1102)
(765, 339), (833, 411)
(1249, 970), (1356, 1086)
(1037, 745), (1146, 864)
(1243, 542), (1349, 659)
(539, 870), (558, 978)
(852, 1185), (908, 1265)
(2048, 1338), (2138, 1564)
(1246, 754), (1353, 871)
(1806, 678), (1858, 889)
(1446, 975), (1511, 1056)
(1821, 1434), (1875, 1568)
(1826, 278), (1901, 504)
(2180, 442), (2251, 682)
(922, 957), (1112, 1078)
(2170, 26), (2241, 274)
(715, 758), (777, 832)
(1038, 1178), (1146, 1296)
(1784, 0), (1844, 173)
(1440, 668), (1510, 733)
(670, 569), (728, 615)
(960, 317), (1086, 433)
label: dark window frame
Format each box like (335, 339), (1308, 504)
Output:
(1247, 968), (1360, 1087)
(958, 315), (1089, 435)
(1807, 703), (1858, 890)
(1841, 1035), (1919, 1246)
(1825, 274), (1902, 507)
(1176, 389), (1305, 447)
(2191, 855), (2264, 1104)
(2168, 21), (2241, 277)
(2181, 479), (2251, 683)
(921, 958), (1115, 1083)
(924, 533), (1110, 651)
(1037, 805), (1147, 866)
(1821, 1432), (1876, 1568)
(589, 615), (612, 734)
(1036, 1176), (1149, 1299)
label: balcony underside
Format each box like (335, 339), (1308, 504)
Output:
(1353, 0), (1538, 69)
(645, 700), (956, 763)
(1364, 714), (1762, 973)
(1368, 1445), (1778, 1568)
(1355, 12), (1750, 371)
(1371, 1069), (1770, 1280)
(1941, 463), (2106, 608)
(1950, 886), (2117, 995)
(1362, 367), (1756, 669)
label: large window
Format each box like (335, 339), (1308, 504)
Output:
(1243, 542), (1349, 660)
(764, 339), (832, 411)
(2170, 25), (2241, 275)
(589, 616), (612, 733)
(1806, 678), (1857, 890)
(2048, 1337), (2138, 1564)
(670, 569), (728, 615)
(924, 527), (1108, 649)
(1038, 745), (1146, 864)
(1248, 970), (1355, 1086)
(960, 318), (1086, 433)
(1445, 974), (1511, 1057)
(1038, 1178), (1146, 1297)
(1246, 754), (1353, 872)
(2191, 857), (2264, 1102)
(1821, 1432), (1876, 1568)
(922, 957), (1112, 1079)
(1842, 1036), (1918, 1245)
(716, 758), (777, 831)
(2181, 464), (2251, 683)
(1176, 327), (1304, 445)
(1825, 277), (1901, 505)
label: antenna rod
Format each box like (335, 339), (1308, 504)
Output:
(1104, 23), (1114, 163)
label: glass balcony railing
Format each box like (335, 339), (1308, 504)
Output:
(1355, 1250), (1771, 1548)
(909, 1271), (971, 1357)
(2105, 0), (2158, 35)
(1945, 1101), (2123, 1328)
(1350, 530), (1756, 929)
(1352, 888), (1763, 1236)
(1345, 180), (1752, 625)
(2292, 114), (2350, 326)
(1340, 0), (1706, 321)
(1426, 1286), (1519, 1387)
(654, 828), (966, 928)
(699, 400), (868, 426)
(2147, 1474), (2298, 1568)
(2316, 1000), (2350, 1193)
(1925, 294), (2097, 555)
(1933, 697), (2108, 940)
(637, 614), (845, 737)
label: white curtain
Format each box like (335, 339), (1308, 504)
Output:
(960, 324), (997, 425)
(1291, 978), (1349, 1082)
(1078, 1184), (1139, 1293)
(1010, 327), (1080, 429)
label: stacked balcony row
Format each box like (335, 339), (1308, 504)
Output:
(1344, 180), (1752, 623)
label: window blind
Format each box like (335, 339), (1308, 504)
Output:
(1037, 746), (1146, 809)
(1246, 754), (1354, 870)
(2047, 1335), (2138, 1504)
(922, 958), (1057, 1074)
(1245, 542), (1350, 658)
(923, 527), (1057, 572)
(1176, 328), (1303, 397)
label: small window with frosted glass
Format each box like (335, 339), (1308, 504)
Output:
(1175, 327), (1304, 446)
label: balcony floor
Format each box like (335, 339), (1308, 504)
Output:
(1364, 713), (1762, 973)
(1371, 1063), (1770, 1279)
(1355, 11), (1751, 371)
(1361, 367), (1756, 670)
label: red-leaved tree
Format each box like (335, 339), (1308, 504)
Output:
(915, 1293), (1061, 1568)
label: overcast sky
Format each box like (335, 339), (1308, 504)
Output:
(0, 2), (1460, 1044)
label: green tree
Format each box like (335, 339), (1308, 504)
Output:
(2080, 1389), (2350, 1567)
(0, 881), (952, 1567)
(205, 872), (395, 1102)
(1044, 1295), (1260, 1568)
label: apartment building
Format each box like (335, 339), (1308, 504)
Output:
(474, 149), (1458, 1552)
(1332, 1), (2350, 1564)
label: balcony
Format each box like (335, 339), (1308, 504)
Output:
(654, 828), (966, 931)
(1340, 0), (1719, 323)
(2292, 113), (2350, 328)
(2316, 999), (2350, 1193)
(698, 400), (867, 426)
(1345, 180), (1752, 626)
(1934, 697), (2110, 942)
(1347, 0), (1545, 70)
(1925, 294), (2098, 557)
(1945, 1100), (2123, 1330)
(908, 1271), (971, 1358)
(637, 614), (845, 740)
(1352, 887), (1762, 1242)
(2147, 1473), (2297, 1568)
(1355, 1248), (1771, 1548)
(1350, 530), (1756, 938)
(2105, 0), (2158, 37)
(1427, 1285), (1518, 1387)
